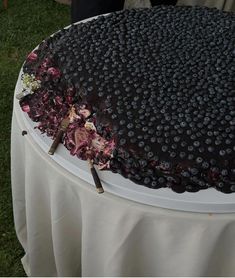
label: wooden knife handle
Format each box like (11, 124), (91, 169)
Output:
(90, 166), (104, 194)
(48, 129), (64, 155)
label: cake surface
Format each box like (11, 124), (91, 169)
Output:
(19, 6), (235, 193)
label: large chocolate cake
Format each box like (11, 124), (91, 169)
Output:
(18, 6), (235, 193)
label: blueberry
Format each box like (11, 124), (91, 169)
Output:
(144, 177), (151, 185)
(119, 138), (126, 146)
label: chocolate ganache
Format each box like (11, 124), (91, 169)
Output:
(19, 6), (235, 193)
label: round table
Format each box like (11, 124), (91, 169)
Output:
(11, 19), (235, 277)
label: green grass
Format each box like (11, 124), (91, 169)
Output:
(0, 0), (69, 276)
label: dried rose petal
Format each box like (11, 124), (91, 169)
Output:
(91, 135), (107, 152)
(21, 104), (30, 112)
(55, 96), (63, 105)
(103, 139), (115, 156)
(27, 52), (38, 62)
(79, 108), (91, 118)
(72, 127), (92, 155)
(47, 67), (61, 79)
(66, 95), (73, 104)
(98, 160), (110, 170)
(42, 92), (49, 103)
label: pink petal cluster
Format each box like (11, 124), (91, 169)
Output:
(21, 104), (30, 113)
(47, 67), (61, 79)
(27, 52), (38, 62)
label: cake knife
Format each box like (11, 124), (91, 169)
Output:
(87, 158), (104, 194)
(48, 106), (78, 155)
(48, 116), (70, 155)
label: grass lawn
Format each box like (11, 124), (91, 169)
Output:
(0, 0), (70, 275)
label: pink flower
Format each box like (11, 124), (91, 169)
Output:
(21, 104), (30, 113)
(71, 127), (91, 155)
(54, 96), (63, 105)
(42, 91), (49, 103)
(42, 58), (49, 69)
(27, 52), (37, 62)
(47, 67), (61, 79)
(79, 108), (91, 118)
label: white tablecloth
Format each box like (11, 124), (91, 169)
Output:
(11, 92), (235, 277)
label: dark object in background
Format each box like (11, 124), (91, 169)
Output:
(3, 0), (8, 9)
(71, 0), (125, 23)
(71, 0), (177, 23)
(151, 0), (177, 5)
